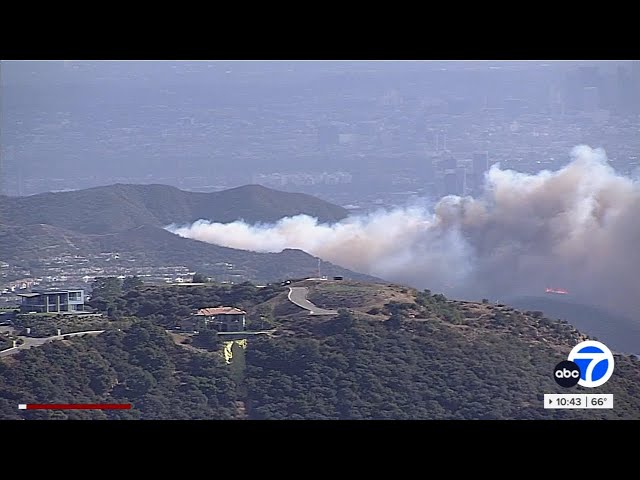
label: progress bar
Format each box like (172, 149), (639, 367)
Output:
(18, 403), (132, 410)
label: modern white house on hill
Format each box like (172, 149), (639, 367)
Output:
(17, 289), (85, 314)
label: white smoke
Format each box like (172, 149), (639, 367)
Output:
(167, 146), (640, 318)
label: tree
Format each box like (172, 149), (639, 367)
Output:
(194, 329), (220, 350)
(482, 298), (489, 304)
(91, 277), (122, 298)
(89, 277), (123, 313)
(385, 313), (403, 330)
(192, 273), (208, 283)
(123, 276), (144, 292)
(326, 309), (355, 334)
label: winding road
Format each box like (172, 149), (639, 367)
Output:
(288, 287), (337, 316)
(0, 330), (105, 358)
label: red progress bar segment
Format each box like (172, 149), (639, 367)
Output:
(18, 403), (131, 410)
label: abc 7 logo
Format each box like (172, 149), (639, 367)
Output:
(553, 340), (615, 388)
(553, 360), (581, 387)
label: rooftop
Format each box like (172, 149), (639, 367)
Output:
(195, 307), (246, 316)
(17, 289), (84, 297)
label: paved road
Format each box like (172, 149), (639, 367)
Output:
(0, 330), (105, 358)
(288, 287), (337, 316)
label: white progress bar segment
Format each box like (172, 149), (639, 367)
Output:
(18, 404), (27, 410)
(544, 394), (613, 409)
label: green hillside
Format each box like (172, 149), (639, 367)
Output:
(507, 296), (640, 355)
(0, 323), (240, 420)
(244, 281), (640, 419)
(1, 279), (638, 420)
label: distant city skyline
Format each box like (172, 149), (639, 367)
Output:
(2, 60), (638, 211)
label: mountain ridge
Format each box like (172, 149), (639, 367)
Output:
(0, 183), (349, 234)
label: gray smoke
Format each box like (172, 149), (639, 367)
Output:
(168, 145), (640, 318)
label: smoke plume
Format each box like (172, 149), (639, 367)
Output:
(167, 146), (640, 318)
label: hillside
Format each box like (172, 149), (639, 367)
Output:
(0, 224), (377, 284)
(507, 296), (640, 355)
(0, 322), (240, 420)
(95, 226), (378, 283)
(3, 280), (637, 420)
(0, 183), (368, 284)
(244, 280), (640, 419)
(0, 223), (95, 261)
(0, 183), (349, 234)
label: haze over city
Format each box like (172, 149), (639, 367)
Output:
(3, 60), (639, 200)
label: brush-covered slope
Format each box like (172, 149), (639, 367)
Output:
(1, 280), (638, 420)
(243, 280), (640, 419)
(507, 296), (640, 355)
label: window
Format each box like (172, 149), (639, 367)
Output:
(68, 292), (82, 301)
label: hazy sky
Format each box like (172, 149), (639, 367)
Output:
(2, 60), (634, 194)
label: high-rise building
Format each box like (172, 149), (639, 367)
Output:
(473, 152), (489, 176)
(439, 155), (457, 172)
(443, 170), (458, 196)
(435, 133), (447, 152)
(424, 155), (435, 179)
(471, 152), (490, 196)
(583, 86), (599, 112)
(456, 166), (467, 196)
